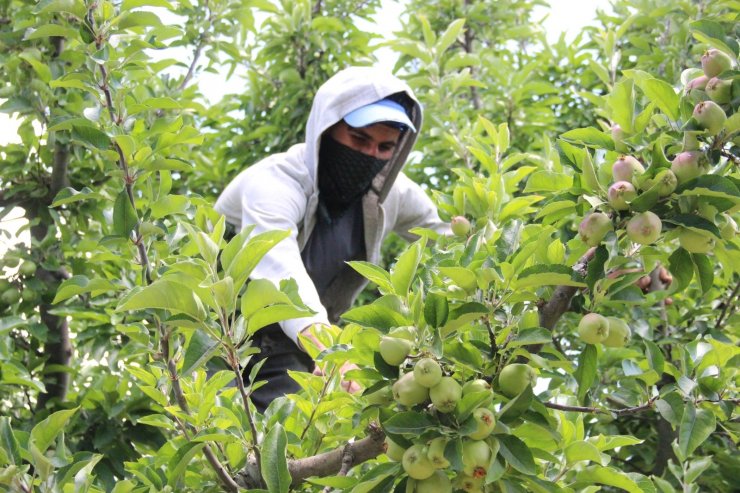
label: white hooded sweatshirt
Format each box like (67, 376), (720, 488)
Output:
(215, 66), (448, 345)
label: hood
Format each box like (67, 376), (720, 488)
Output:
(304, 66), (423, 203)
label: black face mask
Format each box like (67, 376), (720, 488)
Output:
(317, 133), (389, 211)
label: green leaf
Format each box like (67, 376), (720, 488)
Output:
(347, 261), (394, 293)
(624, 70), (680, 121)
(580, 148), (603, 194)
(25, 24), (80, 40)
(586, 245), (608, 294)
(261, 423), (290, 493)
(116, 279), (207, 320)
(678, 404), (716, 458)
(565, 440), (604, 465)
(390, 239), (423, 296)
(574, 344), (597, 404)
(0, 317), (26, 335)
(513, 264), (586, 289)
(607, 79), (634, 133)
(668, 248), (693, 294)
(343, 298), (412, 331)
(30, 407), (78, 453)
(524, 170), (574, 192)
(383, 412), (435, 435)
(150, 194), (189, 218)
(560, 127), (614, 149)
(182, 330), (220, 376)
(436, 18), (465, 55)
(423, 292), (448, 328)
(71, 124), (111, 149)
(116, 11), (163, 29)
(576, 466), (643, 493)
(53, 275), (119, 304)
(167, 442), (205, 487)
(665, 214), (721, 238)
(690, 20), (738, 57)
(508, 328), (552, 347)
(691, 253), (713, 294)
(113, 189), (138, 238)
(498, 434), (536, 475)
(0, 418), (21, 465)
(225, 229), (290, 292)
(50, 187), (104, 207)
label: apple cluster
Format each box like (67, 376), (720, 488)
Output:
(0, 249), (40, 310)
(371, 327), (538, 492)
(579, 47), (737, 253)
(577, 313), (631, 347)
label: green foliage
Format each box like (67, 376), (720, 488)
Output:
(0, 0), (738, 492)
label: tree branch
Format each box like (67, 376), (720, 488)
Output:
(543, 395), (659, 416)
(716, 279), (739, 331)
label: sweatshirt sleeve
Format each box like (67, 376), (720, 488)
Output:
(235, 160), (330, 345)
(390, 173), (451, 239)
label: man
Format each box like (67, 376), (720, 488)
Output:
(215, 66), (449, 410)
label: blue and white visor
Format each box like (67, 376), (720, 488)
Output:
(343, 98), (416, 133)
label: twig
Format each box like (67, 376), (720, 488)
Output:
(321, 444), (354, 493)
(543, 395), (659, 416)
(716, 280), (740, 330)
(719, 148), (739, 166)
(300, 365), (338, 441)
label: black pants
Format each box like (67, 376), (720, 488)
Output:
(243, 325), (314, 412)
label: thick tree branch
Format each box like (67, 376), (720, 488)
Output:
(236, 423), (386, 489)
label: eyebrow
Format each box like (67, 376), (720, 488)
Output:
(348, 126), (400, 147)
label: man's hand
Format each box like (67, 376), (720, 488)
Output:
(300, 324), (362, 394)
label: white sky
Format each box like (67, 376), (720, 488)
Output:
(0, 0), (610, 248)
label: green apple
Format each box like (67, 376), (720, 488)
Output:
(393, 372), (429, 407)
(413, 358), (443, 388)
(402, 444), (436, 480)
(693, 100), (727, 135)
(578, 313), (610, 344)
(426, 436), (450, 469)
(678, 228), (715, 254)
(467, 407), (496, 440)
(19, 260), (37, 276)
(429, 377), (462, 413)
(461, 439), (491, 478)
(626, 211), (662, 245)
(719, 213), (738, 240)
(498, 363), (537, 397)
(701, 48), (734, 78)
(462, 378), (492, 396)
(607, 180), (637, 211)
(604, 317), (631, 348)
(364, 385), (393, 406)
(1, 288), (21, 305)
(706, 77), (732, 104)
(414, 470), (452, 493)
(390, 325), (417, 341)
(518, 309), (540, 329)
(671, 151), (707, 184)
(455, 474), (484, 493)
(451, 216), (471, 237)
(612, 155), (644, 183)
(379, 336), (412, 366)
(578, 212), (612, 246)
(385, 436), (406, 461)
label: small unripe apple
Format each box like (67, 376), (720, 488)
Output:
(706, 77), (732, 104)
(379, 336), (413, 366)
(451, 216), (471, 237)
(498, 363), (537, 397)
(1, 288), (21, 305)
(414, 358), (443, 388)
(389, 325), (417, 341)
(402, 444), (436, 480)
(651, 169), (678, 197)
(467, 407), (496, 440)
(21, 287), (39, 303)
(604, 317), (631, 348)
(455, 474), (484, 493)
(719, 214), (738, 240)
(19, 260), (37, 276)
(578, 312), (610, 344)
(364, 385), (393, 406)
(393, 372), (429, 407)
(519, 309), (540, 329)
(685, 74), (709, 93)
(461, 440), (491, 478)
(611, 124), (627, 151)
(671, 151), (707, 184)
(578, 212), (613, 247)
(626, 211), (662, 245)
(462, 378), (492, 396)
(0, 279), (11, 292)
(429, 376), (462, 413)
(384, 437), (406, 461)
(693, 100), (727, 135)
(415, 470), (452, 493)
(701, 48), (734, 78)
(608, 181), (637, 211)
(426, 436), (450, 469)
(612, 155), (644, 183)
(678, 228), (715, 254)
